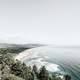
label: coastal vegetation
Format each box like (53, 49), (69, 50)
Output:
(0, 48), (71, 80)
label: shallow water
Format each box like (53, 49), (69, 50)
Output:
(15, 46), (80, 80)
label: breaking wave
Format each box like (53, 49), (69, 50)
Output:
(15, 46), (80, 80)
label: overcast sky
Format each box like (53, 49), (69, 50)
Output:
(0, 0), (80, 45)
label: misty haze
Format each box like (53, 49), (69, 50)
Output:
(0, 0), (80, 80)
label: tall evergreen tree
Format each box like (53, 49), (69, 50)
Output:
(38, 66), (49, 80)
(32, 65), (38, 74)
(32, 65), (38, 80)
(64, 74), (71, 80)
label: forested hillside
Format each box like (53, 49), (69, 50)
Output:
(0, 48), (27, 54)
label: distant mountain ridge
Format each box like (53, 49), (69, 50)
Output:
(0, 43), (44, 49)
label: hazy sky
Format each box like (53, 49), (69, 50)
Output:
(0, 0), (80, 45)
